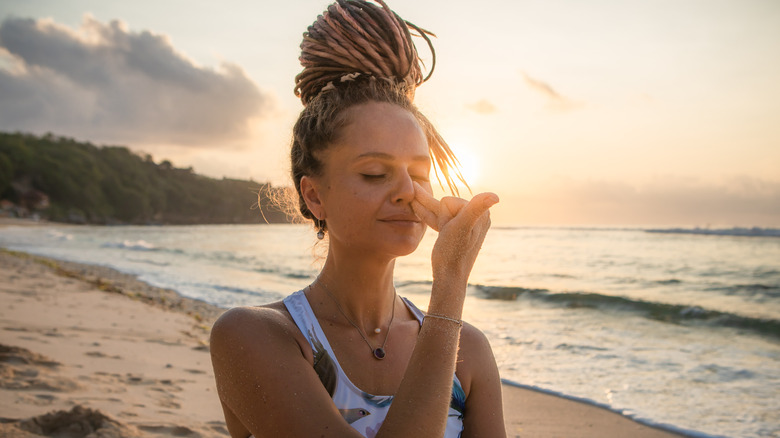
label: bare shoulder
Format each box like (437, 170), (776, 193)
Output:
(212, 301), (291, 334)
(455, 321), (498, 395)
(210, 300), (347, 436)
(210, 300), (310, 363)
(457, 321), (507, 437)
(459, 321), (492, 352)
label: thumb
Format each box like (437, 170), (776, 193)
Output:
(455, 192), (499, 227)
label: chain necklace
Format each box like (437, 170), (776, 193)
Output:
(316, 279), (396, 360)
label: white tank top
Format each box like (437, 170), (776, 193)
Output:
(283, 289), (465, 438)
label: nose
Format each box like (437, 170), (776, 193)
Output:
(392, 171), (415, 204)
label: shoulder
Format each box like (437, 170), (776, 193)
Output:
(210, 300), (310, 363)
(455, 321), (498, 396)
(459, 321), (492, 352)
(457, 322), (495, 366)
(456, 321), (506, 435)
(212, 301), (290, 338)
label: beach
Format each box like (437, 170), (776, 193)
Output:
(0, 237), (685, 437)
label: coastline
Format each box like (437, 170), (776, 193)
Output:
(0, 244), (687, 437)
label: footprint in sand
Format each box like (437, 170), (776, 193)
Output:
(0, 344), (82, 392)
(84, 351), (122, 359)
(11, 392), (58, 406)
(137, 424), (195, 436)
(0, 405), (141, 437)
(2, 327), (29, 333)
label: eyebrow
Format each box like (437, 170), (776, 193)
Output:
(355, 152), (430, 163)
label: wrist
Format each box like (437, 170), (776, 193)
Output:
(423, 313), (463, 327)
(428, 282), (467, 320)
(432, 264), (470, 285)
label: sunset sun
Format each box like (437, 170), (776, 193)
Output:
(449, 140), (480, 191)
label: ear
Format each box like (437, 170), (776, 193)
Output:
(300, 175), (326, 220)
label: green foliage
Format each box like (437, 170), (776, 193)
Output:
(0, 153), (12, 198)
(0, 132), (289, 225)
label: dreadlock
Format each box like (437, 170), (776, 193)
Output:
(295, 0), (436, 105)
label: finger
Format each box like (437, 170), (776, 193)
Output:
(440, 196), (466, 219)
(451, 192), (499, 228)
(411, 199), (440, 231)
(413, 182), (440, 214)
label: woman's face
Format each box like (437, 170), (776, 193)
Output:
(312, 101), (433, 258)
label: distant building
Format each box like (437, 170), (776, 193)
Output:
(20, 189), (50, 211)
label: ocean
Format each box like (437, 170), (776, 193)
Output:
(1, 223), (778, 437)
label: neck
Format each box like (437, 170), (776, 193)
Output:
(314, 249), (398, 333)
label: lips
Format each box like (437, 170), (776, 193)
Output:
(379, 213), (421, 223)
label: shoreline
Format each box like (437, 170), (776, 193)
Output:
(0, 247), (689, 437)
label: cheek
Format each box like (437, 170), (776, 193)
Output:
(325, 176), (388, 217)
(348, 180), (386, 202)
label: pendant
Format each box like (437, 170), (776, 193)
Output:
(373, 347), (386, 360)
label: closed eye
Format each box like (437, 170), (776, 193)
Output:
(361, 174), (386, 181)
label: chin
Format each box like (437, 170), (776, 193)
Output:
(345, 224), (425, 259)
(384, 234), (424, 258)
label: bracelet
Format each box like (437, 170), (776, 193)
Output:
(424, 313), (463, 327)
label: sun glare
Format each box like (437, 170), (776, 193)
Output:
(448, 141), (480, 191)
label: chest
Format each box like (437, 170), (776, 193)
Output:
(318, 318), (420, 396)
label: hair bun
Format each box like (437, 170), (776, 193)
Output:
(294, 0), (435, 105)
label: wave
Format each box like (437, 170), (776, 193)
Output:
(126, 257), (170, 267)
(46, 230), (73, 241)
(101, 240), (157, 251)
(654, 278), (682, 285)
(645, 227), (780, 237)
(251, 266), (312, 280)
(394, 280), (433, 288)
(753, 268), (780, 279)
(211, 284), (270, 298)
(474, 285), (780, 340)
(704, 283), (780, 299)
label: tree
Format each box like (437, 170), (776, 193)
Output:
(0, 131), (289, 225)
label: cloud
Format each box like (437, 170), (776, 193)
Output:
(0, 15), (270, 146)
(521, 71), (582, 112)
(465, 99), (497, 115)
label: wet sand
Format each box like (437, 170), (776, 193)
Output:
(0, 234), (684, 437)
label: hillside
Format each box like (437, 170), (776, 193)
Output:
(0, 132), (289, 225)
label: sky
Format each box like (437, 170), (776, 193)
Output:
(1, 0), (778, 226)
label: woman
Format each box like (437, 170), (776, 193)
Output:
(210, 1), (505, 436)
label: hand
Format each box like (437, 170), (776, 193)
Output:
(411, 182), (498, 281)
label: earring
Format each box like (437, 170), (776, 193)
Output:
(317, 229), (325, 240)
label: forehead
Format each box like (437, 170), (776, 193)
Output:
(334, 102), (429, 159)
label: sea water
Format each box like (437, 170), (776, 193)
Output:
(1, 224), (778, 438)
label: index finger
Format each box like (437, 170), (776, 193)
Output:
(413, 182), (440, 213)
(451, 192), (499, 228)
(412, 182), (441, 231)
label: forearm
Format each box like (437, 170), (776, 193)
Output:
(376, 278), (466, 437)
(379, 183), (496, 437)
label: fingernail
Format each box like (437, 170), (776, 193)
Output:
(484, 194), (499, 206)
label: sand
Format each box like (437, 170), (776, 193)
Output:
(0, 234), (685, 437)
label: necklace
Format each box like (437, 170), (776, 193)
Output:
(316, 279), (396, 360)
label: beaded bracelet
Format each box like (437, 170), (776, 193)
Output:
(424, 313), (463, 327)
